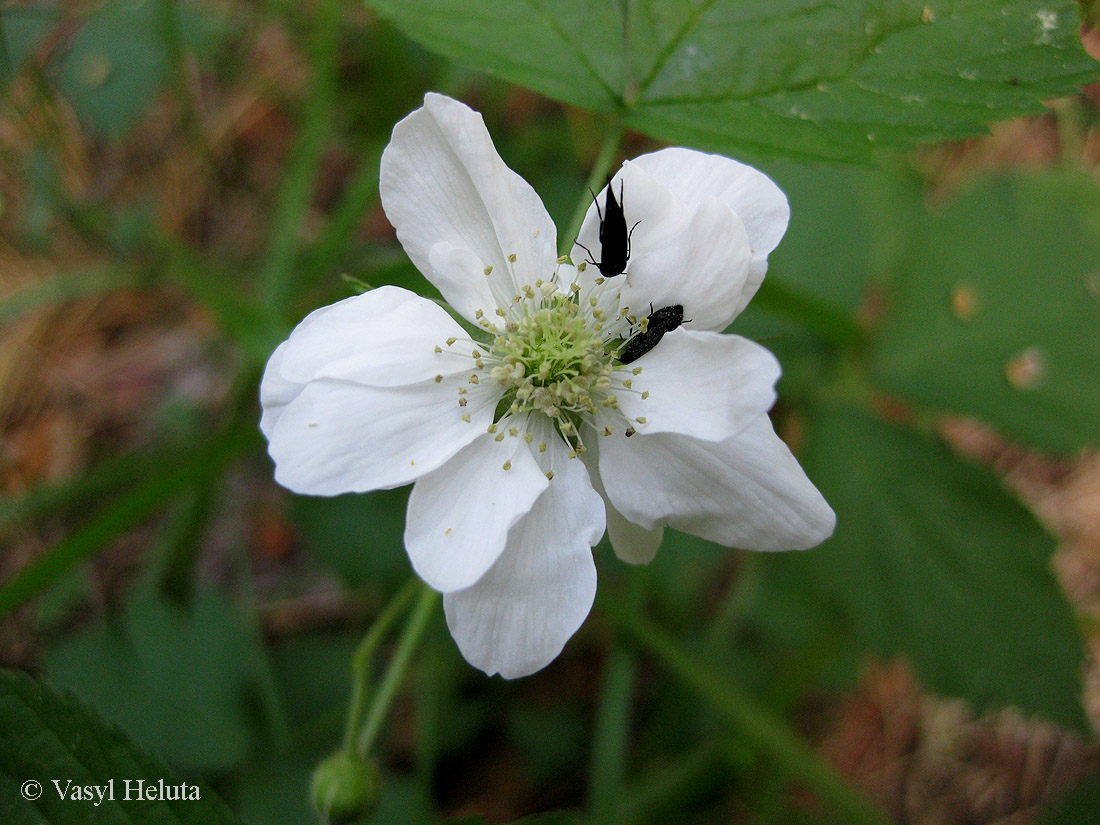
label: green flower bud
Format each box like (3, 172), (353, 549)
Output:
(310, 751), (380, 824)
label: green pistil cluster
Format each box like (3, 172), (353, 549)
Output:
(489, 292), (615, 429)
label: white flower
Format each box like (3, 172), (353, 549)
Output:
(260, 93), (835, 679)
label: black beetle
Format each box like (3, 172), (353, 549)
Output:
(575, 177), (637, 277)
(618, 305), (684, 364)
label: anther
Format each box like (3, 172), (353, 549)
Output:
(495, 433), (506, 442)
(507, 253), (517, 263)
(625, 427), (636, 437)
(459, 398), (467, 407)
(641, 391), (649, 399)
(635, 417), (646, 424)
(461, 413), (471, 422)
(469, 375), (479, 384)
(434, 375), (443, 383)
(538, 442), (547, 452)
(603, 426), (613, 436)
(434, 346), (442, 353)
(484, 265), (493, 275)
(632, 367), (642, 375)
(502, 460), (512, 470)
(545, 470), (554, 480)
(622, 379), (632, 389)
(487, 424), (498, 434)
(446, 337), (457, 346)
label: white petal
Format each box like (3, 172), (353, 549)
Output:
(380, 93), (558, 322)
(427, 243), (499, 327)
(266, 375), (494, 496)
(629, 147), (789, 315)
(618, 329), (779, 442)
(598, 415), (835, 552)
(260, 340), (302, 438)
(576, 163), (752, 331)
(443, 438), (605, 678)
(584, 449), (663, 565)
(607, 507), (664, 565)
(405, 430), (548, 592)
(278, 286), (470, 387)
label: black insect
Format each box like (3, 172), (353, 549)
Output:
(575, 177), (637, 277)
(618, 305), (684, 364)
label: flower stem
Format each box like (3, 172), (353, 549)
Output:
(349, 582), (439, 758)
(561, 121), (626, 257)
(599, 596), (892, 825)
(342, 578), (420, 753)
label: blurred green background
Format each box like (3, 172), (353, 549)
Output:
(2, 1), (1100, 824)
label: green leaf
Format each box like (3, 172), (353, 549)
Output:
(45, 590), (260, 773)
(0, 668), (244, 824)
(1038, 770), (1100, 824)
(58, 0), (168, 136)
(56, 0), (223, 137)
(762, 406), (1088, 731)
(507, 813), (581, 825)
(293, 489), (411, 589)
(365, 0), (1096, 162)
(0, 4), (57, 80)
(871, 171), (1100, 455)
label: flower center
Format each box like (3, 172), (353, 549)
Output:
(489, 292), (614, 430)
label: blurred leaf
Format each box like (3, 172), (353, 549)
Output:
(871, 171), (1100, 455)
(0, 3), (57, 78)
(0, 668), (244, 824)
(366, 0), (1095, 162)
(58, 0), (168, 136)
(293, 489), (411, 589)
(506, 704), (586, 785)
(57, 0), (223, 137)
(271, 632), (358, 730)
(1038, 770), (1100, 824)
(46, 589), (260, 773)
(233, 755), (314, 825)
(366, 775), (435, 825)
(763, 406), (1088, 731)
(507, 813), (581, 825)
